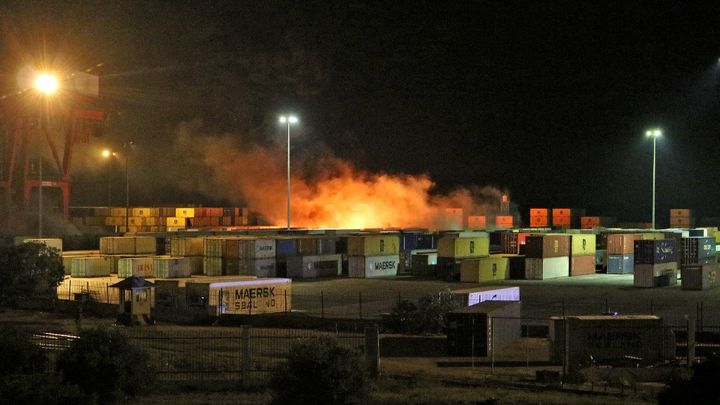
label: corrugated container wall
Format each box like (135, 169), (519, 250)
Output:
(524, 235), (570, 258)
(437, 236), (490, 258)
(347, 235), (400, 256)
(570, 234), (596, 256)
(634, 239), (678, 264)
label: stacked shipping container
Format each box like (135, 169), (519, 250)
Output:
(633, 239), (679, 287)
(569, 234), (596, 276)
(670, 209), (695, 228)
(347, 234), (401, 278)
(524, 234), (570, 279)
(436, 233), (490, 281)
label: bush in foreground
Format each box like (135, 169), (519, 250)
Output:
(384, 290), (459, 334)
(270, 336), (369, 405)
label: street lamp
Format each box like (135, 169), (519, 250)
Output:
(32, 72), (59, 237)
(645, 128), (662, 229)
(279, 115), (298, 230)
(123, 141), (135, 233)
(101, 149), (117, 207)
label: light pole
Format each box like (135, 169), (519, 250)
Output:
(279, 115), (298, 230)
(101, 149), (117, 207)
(645, 128), (662, 229)
(123, 141), (134, 233)
(33, 73), (59, 237)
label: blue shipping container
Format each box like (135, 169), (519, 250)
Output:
(607, 254), (633, 274)
(276, 239), (299, 257)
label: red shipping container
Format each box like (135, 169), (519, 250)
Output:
(570, 255), (595, 276)
(525, 235), (570, 258)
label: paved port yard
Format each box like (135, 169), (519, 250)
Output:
(291, 274), (719, 326)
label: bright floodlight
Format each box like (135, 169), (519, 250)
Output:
(102, 149), (111, 158)
(279, 115), (299, 124)
(288, 115), (298, 124)
(646, 128), (662, 137)
(34, 73), (58, 95)
(653, 129), (662, 137)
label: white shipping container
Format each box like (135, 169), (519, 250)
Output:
(451, 286), (521, 306)
(348, 255), (399, 278)
(117, 257), (154, 278)
(153, 256), (191, 278)
(71, 256), (112, 277)
(286, 254), (342, 278)
(225, 238), (275, 259)
(634, 262), (678, 288)
(524, 257), (569, 280)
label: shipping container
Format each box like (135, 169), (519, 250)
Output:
(110, 207), (127, 217)
(117, 256), (154, 278)
(347, 234), (400, 256)
(634, 239), (678, 264)
(680, 237), (716, 265)
(524, 256), (569, 280)
(70, 256), (112, 277)
(580, 216), (616, 229)
(446, 301), (522, 357)
(570, 234), (596, 256)
(524, 234), (570, 258)
(507, 255), (526, 279)
(297, 237), (319, 255)
(467, 215), (486, 229)
(286, 254), (342, 278)
(153, 256), (191, 278)
(530, 216), (549, 227)
(410, 252), (438, 276)
(437, 236), (490, 258)
(203, 256), (223, 276)
(552, 215), (571, 227)
(681, 264), (719, 290)
(670, 217), (695, 228)
(670, 209), (694, 218)
(570, 255), (595, 276)
(494, 215), (513, 228)
(606, 233), (636, 255)
(489, 230), (518, 254)
(225, 238), (275, 259)
(131, 207), (159, 217)
(166, 217), (187, 227)
(275, 238), (299, 258)
(607, 254), (633, 274)
(175, 207), (195, 218)
(204, 237), (227, 257)
(223, 258), (276, 277)
(634, 262), (678, 287)
(450, 286), (521, 306)
(460, 256), (509, 282)
(204, 278), (292, 315)
(441, 207), (464, 229)
(99, 236), (156, 255)
(529, 208), (549, 217)
(348, 255), (399, 278)
(169, 237), (205, 256)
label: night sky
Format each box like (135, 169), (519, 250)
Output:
(1, 1), (719, 225)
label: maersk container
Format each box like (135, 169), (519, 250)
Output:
(524, 256), (569, 280)
(570, 234), (596, 256)
(634, 239), (678, 264)
(169, 237), (205, 256)
(286, 254), (342, 278)
(117, 257), (154, 278)
(570, 255), (595, 276)
(347, 235), (400, 256)
(460, 256), (509, 282)
(348, 255), (399, 278)
(225, 238), (275, 260)
(680, 237), (716, 266)
(634, 262), (678, 287)
(524, 235), (570, 258)
(71, 256), (112, 277)
(681, 264), (719, 290)
(437, 236), (490, 258)
(223, 258), (276, 277)
(607, 254), (633, 274)
(153, 256), (191, 278)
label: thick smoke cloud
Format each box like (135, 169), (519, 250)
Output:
(166, 120), (517, 230)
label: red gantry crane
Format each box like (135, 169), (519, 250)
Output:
(0, 69), (106, 218)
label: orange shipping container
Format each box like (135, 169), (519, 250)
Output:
(495, 216), (513, 228)
(581, 216), (600, 229)
(670, 209), (693, 218)
(552, 208), (571, 217)
(570, 255), (595, 276)
(552, 216), (571, 227)
(606, 234), (636, 255)
(670, 217), (694, 228)
(530, 216), (549, 227)
(467, 216), (486, 229)
(530, 208), (549, 217)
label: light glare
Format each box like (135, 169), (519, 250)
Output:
(288, 116), (298, 124)
(102, 149), (111, 158)
(34, 73), (58, 95)
(279, 116), (287, 123)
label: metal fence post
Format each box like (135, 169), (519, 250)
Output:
(688, 316), (696, 369)
(321, 290), (325, 319)
(242, 326), (251, 387)
(359, 292), (363, 320)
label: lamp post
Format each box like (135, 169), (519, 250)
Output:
(101, 149), (117, 207)
(123, 141), (134, 233)
(645, 128), (662, 229)
(33, 73), (59, 237)
(279, 115), (298, 230)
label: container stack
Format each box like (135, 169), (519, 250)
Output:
(633, 239), (679, 287)
(467, 216), (486, 230)
(398, 231), (436, 274)
(680, 237), (717, 290)
(489, 230), (517, 254)
(460, 254), (509, 282)
(153, 256), (192, 278)
(580, 216), (616, 229)
(223, 237), (276, 277)
(436, 233), (490, 281)
(347, 234), (400, 278)
(285, 236), (341, 279)
(529, 208), (549, 228)
(551, 208), (586, 229)
(202, 237), (226, 276)
(569, 234), (596, 276)
(70, 256), (113, 277)
(494, 215), (513, 228)
(524, 234), (570, 280)
(606, 234), (635, 274)
(670, 209), (695, 228)
(169, 236), (205, 274)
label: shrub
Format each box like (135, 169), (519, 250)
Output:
(0, 328), (47, 377)
(0, 243), (64, 306)
(270, 336), (369, 405)
(659, 355), (720, 404)
(384, 290), (459, 334)
(56, 327), (153, 404)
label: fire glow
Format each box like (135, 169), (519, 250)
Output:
(169, 122), (513, 230)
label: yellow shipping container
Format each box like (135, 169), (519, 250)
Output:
(460, 256), (509, 282)
(128, 217), (145, 226)
(640, 232), (664, 240)
(437, 236), (489, 258)
(570, 234), (596, 256)
(166, 217), (187, 227)
(131, 207), (152, 217)
(176, 207), (195, 218)
(110, 207), (127, 217)
(347, 234), (400, 256)
(714, 231), (720, 244)
(104, 216), (125, 226)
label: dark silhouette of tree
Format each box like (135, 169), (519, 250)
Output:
(0, 243), (64, 306)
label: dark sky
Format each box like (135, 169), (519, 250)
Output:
(1, 1), (719, 225)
